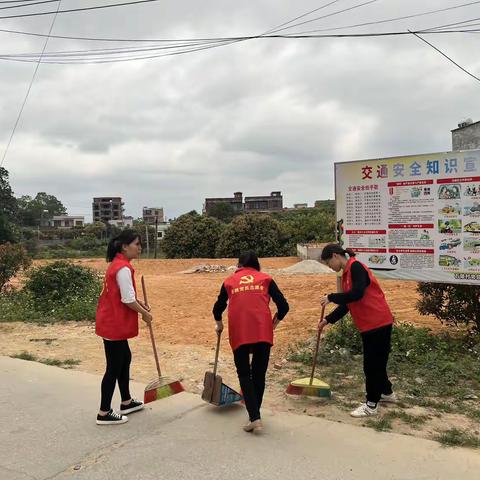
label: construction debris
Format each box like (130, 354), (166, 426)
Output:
(179, 264), (236, 274)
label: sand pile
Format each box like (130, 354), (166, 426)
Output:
(275, 259), (333, 275)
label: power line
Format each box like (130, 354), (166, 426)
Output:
(0, 0), (61, 11)
(0, 0), (161, 20)
(283, 0), (480, 35)
(1, 0), (478, 44)
(422, 16), (480, 32)
(0, 1), (61, 168)
(409, 30), (480, 84)
(261, 0), (344, 36)
(0, 29), (477, 65)
(268, 0), (380, 35)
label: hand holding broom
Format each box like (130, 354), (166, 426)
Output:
(140, 275), (184, 403)
(139, 276), (153, 325)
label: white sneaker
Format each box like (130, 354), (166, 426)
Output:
(380, 392), (398, 403)
(350, 403), (378, 418)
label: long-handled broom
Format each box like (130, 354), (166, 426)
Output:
(141, 276), (184, 404)
(201, 331), (242, 406)
(286, 305), (331, 398)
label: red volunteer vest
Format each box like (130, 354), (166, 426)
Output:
(223, 267), (273, 351)
(341, 258), (393, 333)
(96, 253), (139, 340)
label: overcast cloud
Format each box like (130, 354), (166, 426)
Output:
(1, 0), (480, 221)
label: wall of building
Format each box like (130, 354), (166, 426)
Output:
(296, 243), (328, 261)
(452, 122), (480, 150)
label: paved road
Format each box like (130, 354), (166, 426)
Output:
(1, 356), (479, 480)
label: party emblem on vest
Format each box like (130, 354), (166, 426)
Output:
(239, 275), (254, 285)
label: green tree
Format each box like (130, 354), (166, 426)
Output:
(207, 202), (237, 223)
(0, 243), (31, 292)
(0, 167), (18, 242)
(17, 192), (67, 226)
(215, 214), (284, 258)
(163, 211), (225, 258)
(0, 167), (17, 221)
(0, 212), (17, 244)
(272, 208), (336, 255)
(131, 222), (156, 256)
(417, 283), (480, 333)
(84, 221), (107, 239)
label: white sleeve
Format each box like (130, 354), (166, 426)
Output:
(116, 267), (136, 304)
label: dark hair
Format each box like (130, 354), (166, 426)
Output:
(106, 230), (141, 262)
(320, 243), (356, 261)
(238, 250), (261, 271)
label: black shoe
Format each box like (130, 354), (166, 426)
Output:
(96, 409), (128, 425)
(120, 398), (144, 415)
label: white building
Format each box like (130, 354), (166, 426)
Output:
(108, 216), (134, 228)
(48, 215), (85, 229)
(156, 222), (171, 240)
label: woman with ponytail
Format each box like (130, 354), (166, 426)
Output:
(318, 243), (396, 418)
(95, 230), (152, 425)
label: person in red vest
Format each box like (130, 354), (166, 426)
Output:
(95, 230), (152, 425)
(213, 251), (289, 433)
(318, 243), (396, 418)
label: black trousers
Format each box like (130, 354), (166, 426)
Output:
(233, 342), (271, 422)
(100, 339), (132, 412)
(361, 324), (393, 404)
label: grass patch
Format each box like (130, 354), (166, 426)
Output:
(29, 338), (57, 345)
(10, 351), (80, 369)
(11, 351), (37, 361)
(288, 319), (480, 402)
(0, 289), (98, 323)
(366, 410), (429, 432)
(287, 318), (480, 435)
(40, 358), (81, 368)
(435, 428), (480, 449)
(0, 261), (101, 323)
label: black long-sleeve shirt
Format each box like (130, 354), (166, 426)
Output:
(325, 262), (370, 324)
(212, 280), (289, 321)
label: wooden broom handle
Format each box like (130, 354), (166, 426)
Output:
(309, 305), (326, 386)
(141, 276), (162, 378)
(212, 331), (221, 377)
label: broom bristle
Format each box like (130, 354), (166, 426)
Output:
(286, 377), (331, 398)
(144, 380), (184, 404)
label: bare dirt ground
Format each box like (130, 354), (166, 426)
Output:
(3, 257), (469, 443)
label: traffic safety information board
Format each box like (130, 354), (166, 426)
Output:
(335, 150), (480, 285)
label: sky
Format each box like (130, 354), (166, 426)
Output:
(1, 0), (480, 222)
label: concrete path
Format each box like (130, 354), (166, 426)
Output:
(1, 356), (479, 480)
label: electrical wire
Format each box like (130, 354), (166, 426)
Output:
(421, 16), (480, 32)
(0, 0), (162, 20)
(0, 1), (61, 167)
(409, 30), (480, 84)
(267, 0), (380, 35)
(0, 1), (62, 10)
(281, 0), (480, 35)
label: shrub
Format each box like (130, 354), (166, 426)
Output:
(417, 282), (480, 333)
(24, 261), (101, 315)
(0, 243), (31, 292)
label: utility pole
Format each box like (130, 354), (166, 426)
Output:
(145, 224), (150, 258)
(154, 215), (158, 259)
